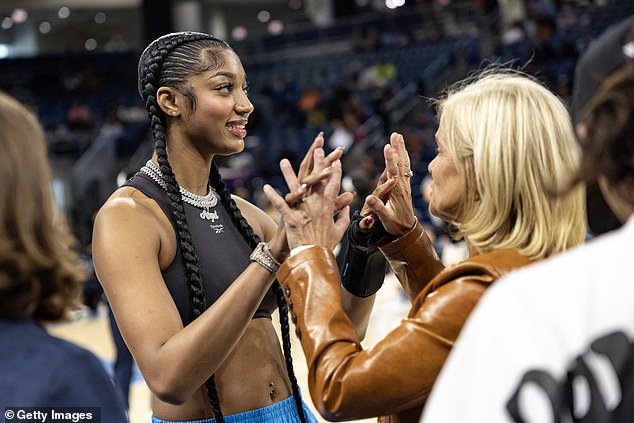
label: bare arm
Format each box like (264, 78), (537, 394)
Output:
(92, 190), (282, 405)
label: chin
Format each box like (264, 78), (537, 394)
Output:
(225, 138), (245, 154)
(429, 205), (454, 223)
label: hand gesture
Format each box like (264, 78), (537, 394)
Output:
(284, 132), (354, 211)
(264, 148), (350, 251)
(267, 219), (290, 263)
(361, 132), (416, 237)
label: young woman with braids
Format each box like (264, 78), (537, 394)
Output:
(92, 32), (357, 423)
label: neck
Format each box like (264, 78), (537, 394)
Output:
(152, 151), (213, 196)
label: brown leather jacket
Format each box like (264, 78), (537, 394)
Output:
(276, 221), (533, 423)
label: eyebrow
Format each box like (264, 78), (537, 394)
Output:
(208, 71), (236, 80)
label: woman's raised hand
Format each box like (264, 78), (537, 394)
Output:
(284, 132), (352, 209)
(361, 132), (416, 237)
(264, 147), (350, 251)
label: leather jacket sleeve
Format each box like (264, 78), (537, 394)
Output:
(276, 245), (491, 421)
(379, 220), (445, 303)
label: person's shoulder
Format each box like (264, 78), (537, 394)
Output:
(231, 193), (263, 214)
(467, 248), (532, 268)
(0, 321), (126, 416)
(34, 323), (106, 366)
(1, 320), (106, 375)
(231, 194), (277, 239)
(511, 220), (632, 279)
(231, 194), (270, 224)
(40, 328), (121, 396)
(438, 248), (532, 284)
(488, 219), (634, 298)
(94, 184), (164, 233)
(98, 184), (155, 215)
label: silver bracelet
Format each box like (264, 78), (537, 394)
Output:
(250, 242), (281, 274)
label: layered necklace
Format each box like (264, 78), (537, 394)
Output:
(140, 160), (220, 221)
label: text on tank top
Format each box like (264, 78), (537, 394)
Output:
(124, 172), (277, 325)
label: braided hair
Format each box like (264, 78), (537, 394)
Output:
(137, 32), (305, 423)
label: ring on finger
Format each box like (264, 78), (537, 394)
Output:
(404, 169), (413, 177)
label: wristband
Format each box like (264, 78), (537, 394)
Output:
(339, 211), (395, 297)
(250, 242), (281, 274)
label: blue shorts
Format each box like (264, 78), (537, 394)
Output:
(151, 394), (319, 423)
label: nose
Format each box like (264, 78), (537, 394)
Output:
(427, 156), (437, 176)
(235, 90), (254, 115)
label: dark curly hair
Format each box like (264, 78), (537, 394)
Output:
(0, 91), (85, 321)
(137, 32), (306, 423)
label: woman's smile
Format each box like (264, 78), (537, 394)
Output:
(226, 120), (247, 138)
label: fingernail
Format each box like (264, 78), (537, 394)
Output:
(300, 183), (307, 191)
(364, 216), (374, 226)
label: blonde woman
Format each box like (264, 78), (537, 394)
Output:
(422, 61), (634, 423)
(263, 70), (587, 423)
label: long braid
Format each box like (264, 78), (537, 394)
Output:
(276, 288), (307, 423)
(139, 32), (226, 422)
(139, 31), (306, 423)
(209, 164), (259, 248)
(209, 165), (307, 423)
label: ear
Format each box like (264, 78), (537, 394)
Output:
(157, 86), (181, 117)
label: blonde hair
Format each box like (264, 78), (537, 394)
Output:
(0, 91), (84, 320)
(436, 70), (586, 259)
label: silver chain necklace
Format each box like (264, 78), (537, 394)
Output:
(140, 160), (220, 221)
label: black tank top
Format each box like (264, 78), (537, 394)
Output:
(124, 172), (277, 325)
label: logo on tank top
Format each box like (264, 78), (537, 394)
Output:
(200, 209), (219, 221)
(209, 224), (224, 234)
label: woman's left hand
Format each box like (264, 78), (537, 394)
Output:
(362, 132), (416, 237)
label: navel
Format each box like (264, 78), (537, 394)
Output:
(269, 381), (277, 401)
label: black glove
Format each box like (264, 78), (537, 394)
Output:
(339, 211), (397, 297)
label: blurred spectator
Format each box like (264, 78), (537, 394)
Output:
(571, 14), (634, 235)
(0, 90), (127, 419)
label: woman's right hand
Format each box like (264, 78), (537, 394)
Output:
(285, 132), (352, 210)
(268, 220), (289, 264)
(264, 150), (350, 252)
(362, 132), (416, 237)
